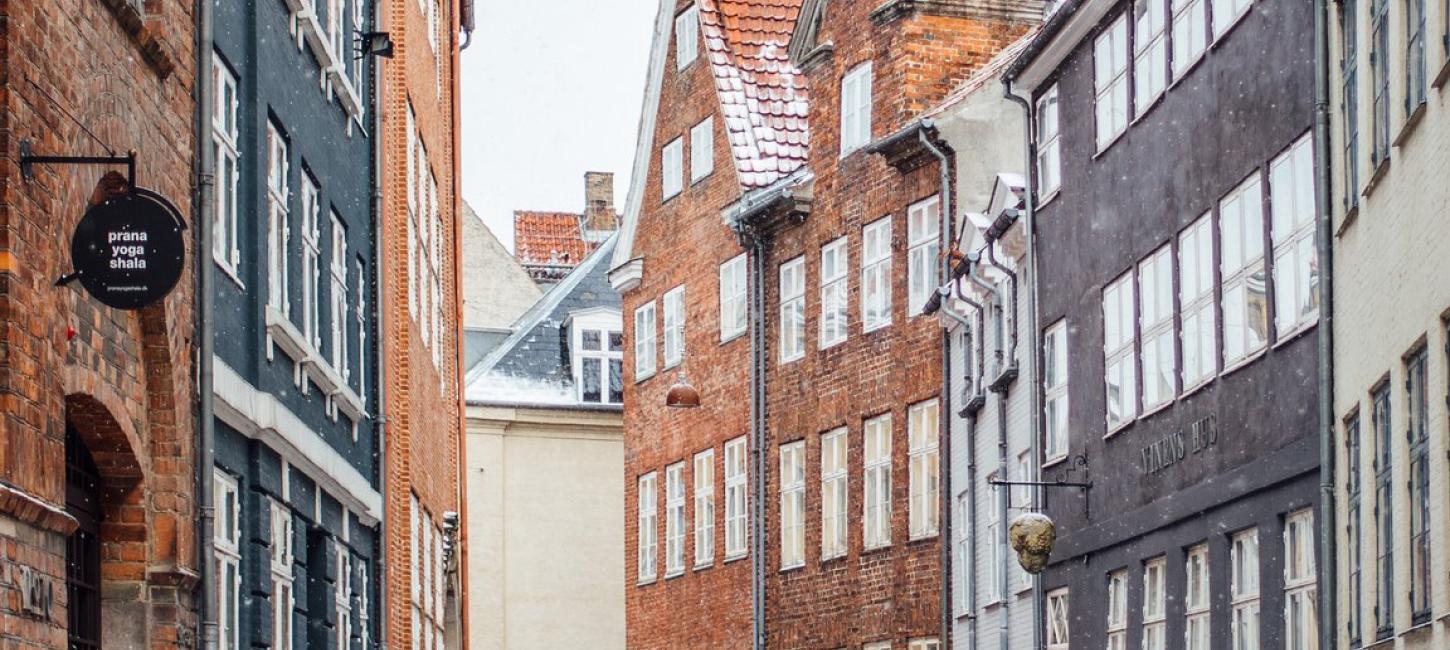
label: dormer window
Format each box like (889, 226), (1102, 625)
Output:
(676, 5), (700, 70)
(571, 311), (624, 404)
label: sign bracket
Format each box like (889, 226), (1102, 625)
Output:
(989, 454), (1094, 518)
(19, 139), (137, 188)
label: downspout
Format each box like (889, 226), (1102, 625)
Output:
(193, 0), (217, 647)
(1313, 0), (1336, 646)
(1002, 78), (1041, 650)
(369, 5), (390, 645)
(917, 127), (954, 648)
(982, 245), (1019, 359)
(747, 233), (771, 650)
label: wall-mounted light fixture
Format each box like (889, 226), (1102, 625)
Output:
(356, 31), (394, 59)
(665, 372), (701, 409)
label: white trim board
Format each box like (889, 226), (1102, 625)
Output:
(213, 357), (383, 525)
(609, 0), (677, 281)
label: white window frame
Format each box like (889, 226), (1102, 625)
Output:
(675, 5), (699, 70)
(266, 122), (291, 315)
(690, 117), (714, 182)
(1139, 245), (1174, 411)
(634, 301), (657, 381)
(986, 487), (1003, 604)
(300, 174), (322, 348)
(663, 286), (685, 369)
(720, 254), (748, 342)
(1103, 272), (1138, 432)
(1212, 0), (1252, 39)
(662, 137), (684, 201)
(840, 62), (874, 155)
(1219, 174), (1267, 368)
(908, 195), (942, 316)
(865, 643), (892, 650)
(1044, 320), (1070, 463)
(724, 436), (749, 559)
(573, 312), (625, 405)
(334, 541), (352, 650)
(1094, 16), (1130, 150)
(864, 413), (893, 549)
(665, 463), (686, 576)
(779, 441), (805, 569)
(908, 400), (939, 539)
(1046, 588), (1070, 650)
(694, 449), (715, 568)
(1269, 135), (1318, 338)
(329, 212), (349, 376)
(1186, 544), (1211, 650)
(354, 261), (367, 400)
(212, 58), (241, 273)
(1172, 0), (1208, 77)
(1283, 509), (1317, 650)
(1179, 213), (1216, 389)
(270, 498), (295, 650)
(1134, 0), (1168, 110)
(215, 471), (241, 650)
(1143, 557), (1167, 650)
(779, 257), (806, 363)
(819, 238), (848, 348)
(1036, 85), (1061, 198)
(1231, 528), (1262, 650)
(908, 640), (941, 650)
(638, 472), (658, 582)
(1107, 569), (1128, 650)
(861, 216), (893, 332)
(821, 428), (848, 560)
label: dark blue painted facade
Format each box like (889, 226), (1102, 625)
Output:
(211, 0), (379, 647)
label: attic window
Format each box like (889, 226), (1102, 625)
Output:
(572, 311), (624, 404)
(676, 5), (700, 70)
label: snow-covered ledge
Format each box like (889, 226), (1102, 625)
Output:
(266, 305), (367, 428)
(266, 305), (310, 387)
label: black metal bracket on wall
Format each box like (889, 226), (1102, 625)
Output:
(18, 139), (137, 189)
(989, 454), (1094, 518)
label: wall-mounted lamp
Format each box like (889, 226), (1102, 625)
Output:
(665, 373), (701, 408)
(356, 31), (394, 59)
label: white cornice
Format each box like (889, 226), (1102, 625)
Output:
(610, 0), (676, 275)
(1012, 0), (1114, 92)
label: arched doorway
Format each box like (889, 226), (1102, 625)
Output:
(66, 424), (103, 650)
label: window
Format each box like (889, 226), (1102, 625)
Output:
(1106, 570), (1128, 650)
(1212, 0), (1251, 38)
(1142, 557), (1166, 650)
(1094, 16), (1130, 149)
(862, 217), (893, 332)
(1372, 383), (1393, 637)
(691, 117), (714, 182)
(1220, 175), (1267, 366)
(328, 0), (345, 58)
(865, 643), (892, 650)
(820, 238), (849, 348)
(724, 436), (749, 558)
(270, 499), (294, 650)
(984, 485), (1003, 602)
(409, 496), (445, 650)
(663, 286), (685, 369)
(333, 543), (351, 650)
(665, 463), (685, 576)
(1370, 0), (1390, 166)
(1134, 0), (1168, 109)
(357, 564), (369, 650)
(214, 471), (241, 650)
(1103, 272), (1137, 430)
(1043, 321), (1069, 462)
(212, 59), (240, 272)
(779, 441), (805, 569)
(350, 0), (364, 93)
(864, 413), (893, 549)
(1345, 412), (1363, 646)
(1231, 528), (1261, 650)
(720, 254), (748, 341)
(840, 62), (873, 154)
(634, 301), (657, 381)
(1407, 348), (1430, 621)
(638, 472), (658, 582)
(694, 450), (715, 567)
(908, 640), (940, 650)
(908, 196), (942, 316)
(1046, 589), (1070, 649)
(821, 429), (847, 560)
(574, 317), (624, 404)
(662, 138), (683, 200)
(406, 105), (419, 320)
(909, 401), (939, 539)
(779, 257), (806, 363)
(355, 261), (367, 398)
(1172, 0), (1208, 77)
(954, 494), (971, 614)
(1283, 509), (1317, 650)
(1407, 0), (1427, 112)
(1186, 545), (1210, 650)
(329, 213), (349, 375)
(1340, 0), (1360, 209)
(299, 175), (322, 348)
(675, 5), (699, 70)
(1036, 86), (1061, 197)
(1269, 136), (1318, 337)
(266, 123), (290, 314)
(1179, 214), (1215, 388)
(1139, 246), (1174, 410)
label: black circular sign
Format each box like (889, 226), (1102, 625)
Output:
(70, 187), (187, 310)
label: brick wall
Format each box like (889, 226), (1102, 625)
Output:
(0, 0), (197, 647)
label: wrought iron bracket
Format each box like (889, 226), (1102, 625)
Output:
(19, 139), (136, 188)
(989, 454), (1094, 517)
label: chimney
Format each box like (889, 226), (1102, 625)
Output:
(583, 171), (617, 233)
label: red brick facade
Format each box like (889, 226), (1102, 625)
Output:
(620, 1), (1032, 647)
(0, 1), (198, 648)
(377, 0), (467, 647)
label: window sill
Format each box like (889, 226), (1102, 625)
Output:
(779, 353), (804, 366)
(690, 173), (712, 187)
(664, 569), (685, 580)
(862, 542), (892, 555)
(634, 369), (656, 385)
(1103, 419), (1135, 440)
(819, 337), (847, 351)
(1093, 129), (1126, 160)
(636, 577), (657, 587)
(1336, 203), (1360, 237)
(1221, 347), (1267, 379)
(1035, 188), (1060, 209)
(1362, 156), (1391, 199)
(693, 561), (713, 572)
(1042, 453), (1069, 470)
(779, 563), (805, 574)
(862, 320), (893, 336)
(1273, 318), (1317, 350)
(1138, 399), (1173, 422)
(1179, 375), (1216, 401)
(1130, 90), (1166, 127)
(1393, 101), (1428, 148)
(1435, 54), (1450, 89)
(724, 551), (749, 564)
(821, 552), (847, 564)
(720, 331), (747, 346)
(1169, 51), (1208, 91)
(1210, 7), (1252, 50)
(662, 358), (681, 372)
(661, 191), (681, 205)
(214, 257), (245, 289)
(908, 532), (940, 543)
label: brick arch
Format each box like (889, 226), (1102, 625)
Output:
(62, 371), (146, 488)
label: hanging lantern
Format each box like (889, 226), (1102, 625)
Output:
(665, 373), (701, 408)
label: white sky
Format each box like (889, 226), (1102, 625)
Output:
(460, 1), (657, 253)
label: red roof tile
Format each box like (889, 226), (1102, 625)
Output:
(514, 211), (590, 269)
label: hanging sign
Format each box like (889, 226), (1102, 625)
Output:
(68, 187), (187, 310)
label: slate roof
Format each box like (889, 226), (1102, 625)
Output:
(465, 235), (621, 408)
(513, 210), (592, 270)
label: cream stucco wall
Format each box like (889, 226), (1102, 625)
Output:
(466, 405), (625, 650)
(462, 203), (542, 332)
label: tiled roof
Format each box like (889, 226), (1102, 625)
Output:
(514, 210), (590, 269)
(701, 0), (810, 189)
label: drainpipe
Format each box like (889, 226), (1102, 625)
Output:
(1312, 0), (1336, 646)
(193, 0), (217, 647)
(747, 232), (771, 650)
(1002, 78), (1042, 650)
(369, 5), (390, 645)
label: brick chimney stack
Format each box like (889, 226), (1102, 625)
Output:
(583, 171), (617, 233)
